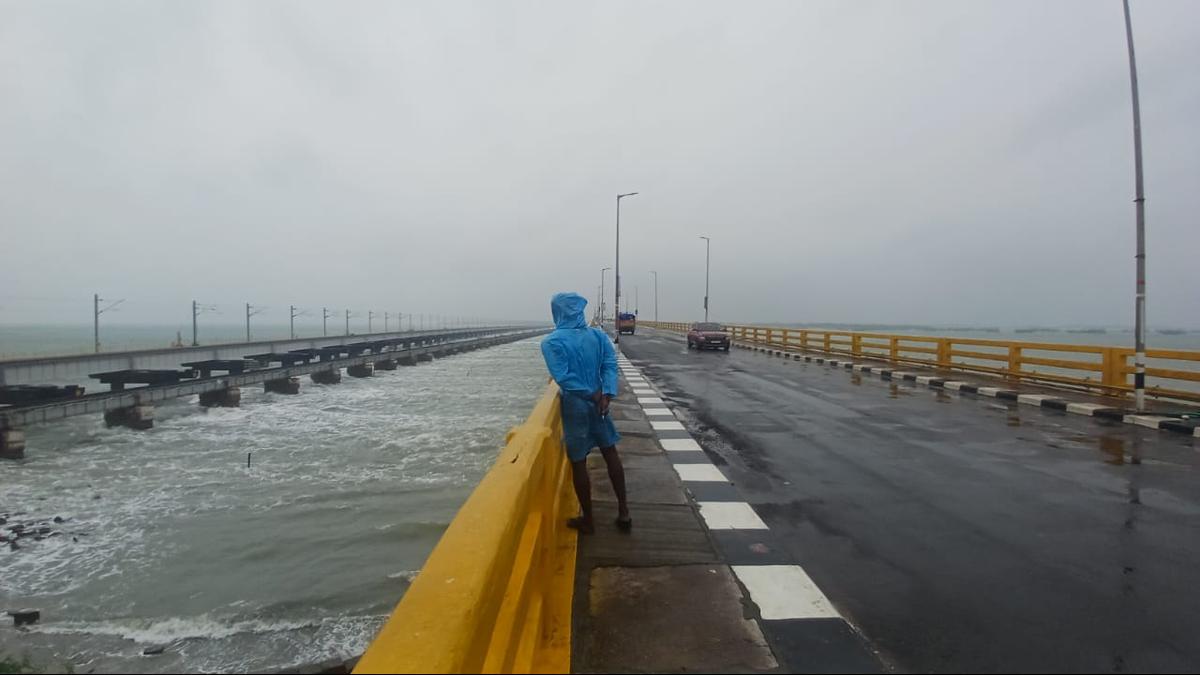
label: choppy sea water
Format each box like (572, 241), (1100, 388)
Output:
(0, 338), (549, 673)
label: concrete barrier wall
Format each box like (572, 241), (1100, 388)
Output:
(354, 382), (577, 674)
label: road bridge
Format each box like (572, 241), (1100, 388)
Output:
(354, 324), (1199, 674)
(611, 327), (1200, 672)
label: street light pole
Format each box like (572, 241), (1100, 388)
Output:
(600, 267), (611, 324)
(650, 271), (658, 324)
(700, 236), (711, 322)
(615, 192), (638, 343)
(1123, 0), (1148, 412)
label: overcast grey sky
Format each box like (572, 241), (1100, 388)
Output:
(1, 0), (1197, 329)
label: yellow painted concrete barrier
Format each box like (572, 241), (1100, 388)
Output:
(355, 382), (577, 674)
(645, 321), (1200, 404)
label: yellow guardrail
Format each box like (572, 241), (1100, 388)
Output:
(645, 321), (1200, 404)
(355, 382), (577, 674)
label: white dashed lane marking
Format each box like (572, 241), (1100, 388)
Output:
(732, 565), (841, 620)
(637, 397), (665, 405)
(660, 438), (703, 452)
(650, 420), (685, 431)
(674, 464), (728, 482)
(698, 501), (768, 530)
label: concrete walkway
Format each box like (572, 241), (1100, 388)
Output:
(569, 351), (881, 673)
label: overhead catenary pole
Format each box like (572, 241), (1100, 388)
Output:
(369, 310), (375, 333)
(93, 293), (124, 353)
(290, 305), (302, 340)
(615, 192), (638, 343)
(700, 236), (711, 322)
(345, 309), (351, 336)
(192, 300), (216, 347)
(1123, 0), (1148, 412)
(245, 303), (266, 342)
(323, 307), (331, 337)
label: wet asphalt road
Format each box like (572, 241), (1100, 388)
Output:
(617, 329), (1200, 674)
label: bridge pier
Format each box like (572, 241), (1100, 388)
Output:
(104, 404), (154, 430)
(418, 353), (435, 362)
(375, 359), (398, 371)
(311, 369), (342, 384)
(199, 386), (241, 408)
(0, 427), (25, 460)
(265, 377), (301, 395)
(347, 363), (375, 378)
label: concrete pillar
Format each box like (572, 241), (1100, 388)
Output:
(265, 377), (301, 394)
(417, 353), (434, 362)
(347, 363), (374, 378)
(104, 404), (154, 430)
(375, 359), (398, 371)
(1, 428), (25, 460)
(311, 369), (342, 384)
(199, 387), (241, 408)
(399, 354), (418, 366)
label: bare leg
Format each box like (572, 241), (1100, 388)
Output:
(600, 446), (631, 527)
(567, 458), (595, 534)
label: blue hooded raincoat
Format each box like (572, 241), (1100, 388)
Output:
(541, 292), (620, 461)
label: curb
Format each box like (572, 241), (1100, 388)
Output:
(730, 340), (1200, 439)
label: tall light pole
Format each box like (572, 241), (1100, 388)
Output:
(600, 266), (611, 324)
(650, 271), (658, 324)
(1123, 0), (1148, 412)
(615, 192), (638, 343)
(699, 236), (711, 322)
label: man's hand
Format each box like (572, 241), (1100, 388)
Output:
(597, 394), (612, 416)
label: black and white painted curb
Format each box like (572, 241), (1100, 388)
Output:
(732, 342), (1200, 439)
(616, 351), (881, 672)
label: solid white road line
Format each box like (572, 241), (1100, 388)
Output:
(651, 420), (685, 431)
(697, 502), (768, 530)
(660, 438), (703, 452)
(674, 464), (728, 482)
(732, 565), (841, 620)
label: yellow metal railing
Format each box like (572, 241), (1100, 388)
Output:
(644, 321), (1200, 404)
(355, 382), (577, 674)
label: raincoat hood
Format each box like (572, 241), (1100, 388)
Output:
(550, 292), (589, 330)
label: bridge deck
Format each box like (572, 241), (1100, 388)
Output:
(0, 330), (543, 430)
(571, 352), (880, 673)
(615, 328), (1200, 673)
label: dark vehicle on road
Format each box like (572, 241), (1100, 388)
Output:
(687, 322), (730, 351)
(617, 313), (637, 335)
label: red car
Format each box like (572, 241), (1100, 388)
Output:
(687, 322), (731, 351)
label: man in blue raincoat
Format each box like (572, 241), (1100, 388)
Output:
(541, 292), (631, 534)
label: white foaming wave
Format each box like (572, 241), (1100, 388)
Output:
(386, 570), (420, 582)
(34, 614), (323, 643)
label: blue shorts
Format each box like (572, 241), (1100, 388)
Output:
(560, 393), (621, 463)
